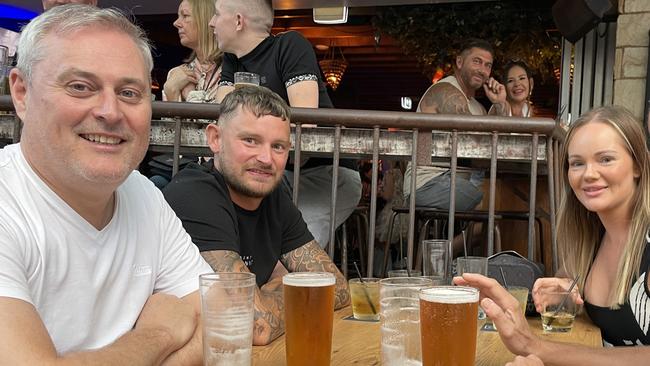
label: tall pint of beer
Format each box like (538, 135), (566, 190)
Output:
(419, 286), (479, 366)
(283, 272), (336, 366)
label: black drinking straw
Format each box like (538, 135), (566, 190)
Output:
(353, 262), (377, 315)
(462, 230), (468, 259)
(499, 267), (509, 288)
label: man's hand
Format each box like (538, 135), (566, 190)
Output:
(483, 77), (507, 105)
(453, 273), (540, 356)
(135, 293), (198, 353)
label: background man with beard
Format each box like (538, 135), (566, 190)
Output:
(163, 86), (350, 346)
(402, 39), (509, 245)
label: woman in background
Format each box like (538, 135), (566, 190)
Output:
(490, 60), (535, 117)
(163, 0), (222, 102)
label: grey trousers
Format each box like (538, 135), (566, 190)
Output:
(283, 166), (362, 248)
(411, 170), (483, 211)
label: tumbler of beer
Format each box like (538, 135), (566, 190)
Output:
(380, 276), (434, 366)
(419, 286), (479, 366)
(283, 272), (336, 366)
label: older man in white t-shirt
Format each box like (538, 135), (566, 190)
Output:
(0, 5), (211, 365)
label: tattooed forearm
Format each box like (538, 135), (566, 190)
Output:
(281, 241), (351, 309)
(201, 250), (247, 272)
(200, 250), (285, 345)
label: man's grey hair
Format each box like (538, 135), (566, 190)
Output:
(17, 4), (153, 83)
(218, 86), (290, 126)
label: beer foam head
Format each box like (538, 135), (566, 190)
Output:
(283, 272), (336, 287)
(419, 286), (479, 304)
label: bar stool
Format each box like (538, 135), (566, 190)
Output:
(334, 206), (369, 278)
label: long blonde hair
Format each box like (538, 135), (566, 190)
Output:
(185, 0), (222, 65)
(557, 105), (650, 308)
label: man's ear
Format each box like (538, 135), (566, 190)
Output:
(235, 13), (244, 31)
(455, 55), (463, 70)
(9, 68), (28, 121)
(205, 123), (222, 155)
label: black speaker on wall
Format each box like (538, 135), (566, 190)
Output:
(552, 0), (614, 43)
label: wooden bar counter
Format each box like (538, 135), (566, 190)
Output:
(253, 307), (602, 366)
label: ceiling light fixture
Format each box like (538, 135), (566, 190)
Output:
(319, 45), (347, 91)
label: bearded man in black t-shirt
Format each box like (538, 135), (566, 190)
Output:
(208, 0), (362, 250)
(163, 86), (350, 347)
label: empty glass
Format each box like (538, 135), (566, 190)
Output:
(200, 272), (256, 366)
(421, 239), (451, 284)
(379, 276), (434, 366)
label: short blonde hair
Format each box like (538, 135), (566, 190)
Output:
(219, 0), (273, 33)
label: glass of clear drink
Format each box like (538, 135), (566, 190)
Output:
(283, 272), (336, 366)
(422, 239), (451, 284)
(234, 72), (260, 88)
(379, 276), (434, 366)
(348, 278), (380, 321)
(200, 272), (256, 366)
(540, 291), (578, 332)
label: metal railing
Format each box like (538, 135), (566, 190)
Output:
(0, 95), (565, 275)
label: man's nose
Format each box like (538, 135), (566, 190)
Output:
(256, 145), (272, 164)
(92, 91), (123, 124)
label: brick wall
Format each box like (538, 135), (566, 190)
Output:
(614, 0), (650, 119)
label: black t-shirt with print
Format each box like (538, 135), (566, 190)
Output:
(163, 161), (313, 287)
(219, 30), (333, 108)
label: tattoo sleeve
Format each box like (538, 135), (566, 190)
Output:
(201, 250), (285, 346)
(280, 240), (351, 309)
(420, 83), (472, 115)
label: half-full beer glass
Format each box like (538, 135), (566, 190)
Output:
(419, 286), (479, 366)
(200, 272), (256, 366)
(283, 272), (336, 366)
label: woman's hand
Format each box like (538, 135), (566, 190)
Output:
(532, 277), (583, 313)
(163, 65), (197, 101)
(506, 354), (544, 366)
(454, 273), (541, 356)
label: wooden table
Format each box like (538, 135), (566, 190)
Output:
(252, 307), (602, 365)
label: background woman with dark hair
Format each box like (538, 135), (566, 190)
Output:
(490, 60), (535, 117)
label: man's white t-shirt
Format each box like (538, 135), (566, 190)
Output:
(0, 144), (213, 353)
